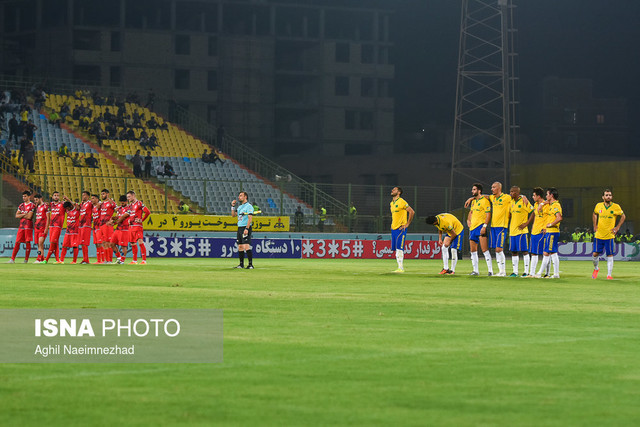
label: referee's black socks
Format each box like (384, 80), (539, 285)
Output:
(239, 250), (245, 266)
(247, 250), (253, 265)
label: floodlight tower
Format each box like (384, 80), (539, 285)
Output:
(449, 0), (518, 209)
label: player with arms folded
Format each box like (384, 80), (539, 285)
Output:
(112, 195), (131, 264)
(592, 189), (625, 280)
(60, 200), (80, 264)
(90, 194), (104, 264)
(32, 194), (50, 263)
(389, 187), (415, 273)
(126, 191), (151, 264)
(467, 183), (493, 276)
(508, 186), (533, 277)
(99, 189), (117, 263)
(8, 190), (35, 264)
(78, 191), (93, 264)
(45, 191), (65, 263)
(534, 188), (563, 279)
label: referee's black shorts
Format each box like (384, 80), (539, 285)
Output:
(237, 226), (252, 245)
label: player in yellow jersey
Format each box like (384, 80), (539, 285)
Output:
(389, 187), (415, 273)
(534, 188), (563, 278)
(507, 186), (533, 277)
(525, 187), (548, 277)
(592, 189), (625, 279)
(466, 183), (493, 276)
(488, 182), (512, 276)
(426, 213), (464, 275)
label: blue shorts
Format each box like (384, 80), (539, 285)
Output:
(593, 238), (615, 256)
(469, 225), (488, 243)
(510, 234), (529, 252)
(543, 232), (559, 254)
(530, 233), (544, 255)
(490, 227), (507, 249)
(391, 228), (407, 252)
(448, 230), (464, 251)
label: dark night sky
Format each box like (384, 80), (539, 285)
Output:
(393, 0), (640, 143)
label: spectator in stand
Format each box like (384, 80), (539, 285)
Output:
(294, 206), (304, 232)
(20, 105), (29, 123)
(132, 150), (143, 178)
(59, 103), (70, 121)
(24, 119), (37, 140)
(178, 201), (191, 214)
(126, 127), (136, 141)
(49, 111), (61, 127)
(58, 143), (70, 158)
(8, 114), (19, 143)
(72, 152), (84, 168)
(155, 162), (166, 177)
(146, 117), (158, 129)
(85, 153), (99, 168)
(210, 149), (225, 165)
(147, 133), (158, 150)
(23, 139), (35, 173)
(164, 161), (177, 177)
(144, 151), (153, 178)
(11, 151), (20, 171)
(202, 149), (212, 163)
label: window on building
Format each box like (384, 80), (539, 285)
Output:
(208, 70), (218, 91)
(175, 69), (190, 90)
(335, 43), (350, 63)
(175, 35), (190, 55)
(361, 44), (374, 64)
(596, 114), (605, 124)
(335, 76), (349, 96)
(110, 32), (121, 52)
(345, 144), (373, 155)
(361, 78), (374, 97)
(360, 111), (373, 130)
(207, 105), (217, 125)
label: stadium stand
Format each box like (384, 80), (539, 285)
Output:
(44, 93), (314, 216)
(3, 108), (177, 212)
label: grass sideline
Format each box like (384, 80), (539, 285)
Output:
(1, 258), (639, 426)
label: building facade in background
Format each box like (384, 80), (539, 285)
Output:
(0, 0), (395, 158)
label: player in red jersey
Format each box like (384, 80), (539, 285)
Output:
(8, 190), (35, 263)
(99, 189), (117, 263)
(60, 201), (80, 264)
(111, 195), (131, 264)
(90, 194), (104, 264)
(78, 191), (93, 264)
(32, 194), (50, 263)
(126, 191), (151, 264)
(45, 191), (65, 263)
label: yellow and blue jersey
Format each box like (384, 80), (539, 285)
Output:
(545, 201), (562, 232)
(469, 197), (491, 230)
(509, 197), (533, 236)
(435, 213), (464, 237)
(489, 193), (512, 228)
(594, 202), (623, 240)
(390, 197), (409, 230)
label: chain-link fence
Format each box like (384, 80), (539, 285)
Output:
(1, 168), (630, 235)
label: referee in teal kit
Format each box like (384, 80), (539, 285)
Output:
(231, 191), (255, 269)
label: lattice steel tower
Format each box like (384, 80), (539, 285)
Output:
(449, 0), (518, 208)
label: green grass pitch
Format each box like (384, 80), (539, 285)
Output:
(1, 258), (639, 426)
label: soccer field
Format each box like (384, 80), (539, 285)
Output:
(1, 259), (639, 426)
